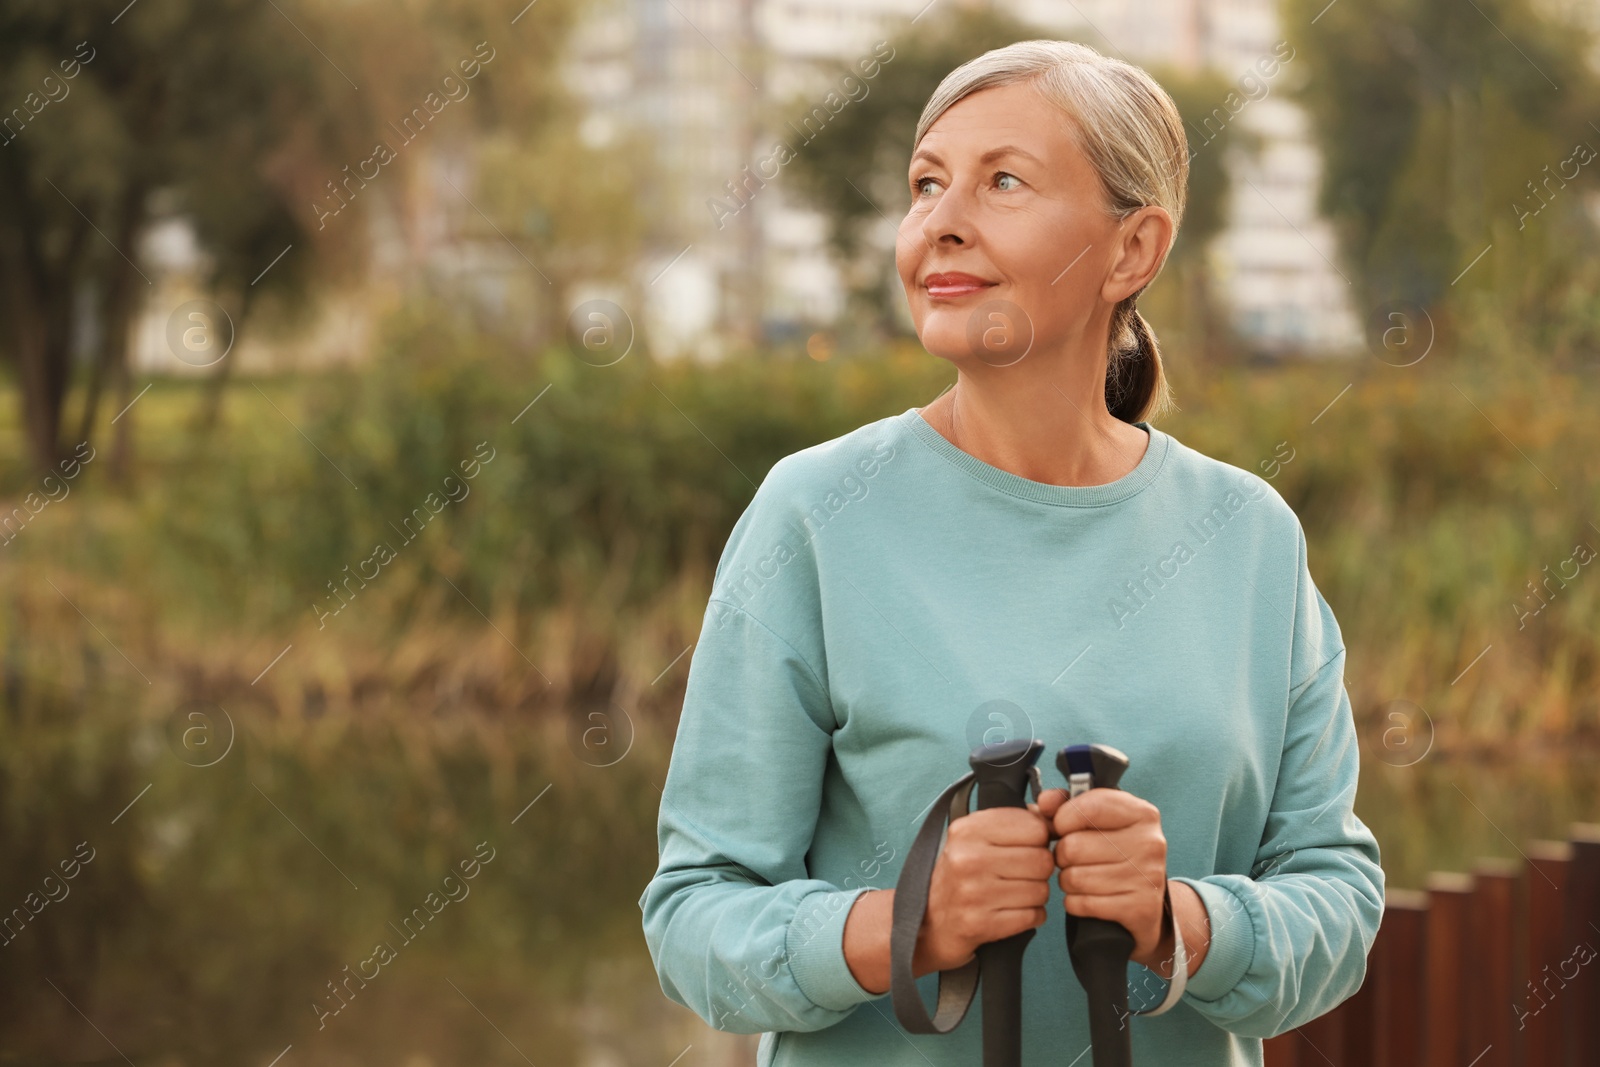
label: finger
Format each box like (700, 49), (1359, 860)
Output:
(1051, 789), (1158, 837)
(1056, 859), (1155, 895)
(1061, 888), (1143, 921)
(939, 874), (1049, 923)
(980, 877), (1052, 911)
(1034, 788), (1068, 821)
(983, 844), (1058, 883)
(1050, 789), (1148, 835)
(957, 807), (1051, 847)
(1054, 828), (1162, 869)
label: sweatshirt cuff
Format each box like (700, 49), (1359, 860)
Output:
(1171, 876), (1255, 1002)
(786, 887), (878, 1012)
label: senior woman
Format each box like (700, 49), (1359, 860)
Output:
(639, 38), (1384, 1067)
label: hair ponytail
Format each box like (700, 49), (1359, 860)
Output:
(1105, 294), (1173, 424)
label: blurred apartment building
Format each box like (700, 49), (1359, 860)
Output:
(567, 0), (1365, 358)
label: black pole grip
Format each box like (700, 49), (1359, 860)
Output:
(967, 738), (1044, 1067)
(1057, 744), (1136, 1067)
(970, 737), (1044, 809)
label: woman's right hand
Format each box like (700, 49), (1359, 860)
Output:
(913, 804), (1056, 974)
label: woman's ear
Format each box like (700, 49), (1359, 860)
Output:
(1101, 206), (1173, 305)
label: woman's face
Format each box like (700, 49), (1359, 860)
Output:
(895, 80), (1166, 368)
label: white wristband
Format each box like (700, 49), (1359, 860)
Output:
(1133, 883), (1186, 1016)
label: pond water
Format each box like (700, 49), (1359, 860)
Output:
(1, 697), (1594, 1066)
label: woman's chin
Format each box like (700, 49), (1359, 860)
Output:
(916, 332), (1028, 367)
(917, 342), (972, 365)
(914, 320), (979, 363)
(915, 301), (1037, 366)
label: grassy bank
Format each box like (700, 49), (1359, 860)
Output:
(1, 306), (1596, 752)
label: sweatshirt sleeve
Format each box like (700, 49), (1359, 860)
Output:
(638, 596), (881, 1035)
(1168, 518), (1386, 1038)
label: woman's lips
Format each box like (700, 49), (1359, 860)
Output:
(924, 273), (997, 299)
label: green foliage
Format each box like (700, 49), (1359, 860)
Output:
(0, 0), (360, 464)
(1282, 0), (1600, 353)
(102, 303), (949, 640)
(0, 0), (360, 312)
(2, 302), (1596, 736)
(0, 0), (584, 468)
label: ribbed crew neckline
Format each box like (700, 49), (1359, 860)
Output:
(899, 406), (1170, 508)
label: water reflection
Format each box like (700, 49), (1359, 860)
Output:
(2, 689), (1594, 1064)
(0, 694), (714, 1066)
(1357, 746), (1600, 890)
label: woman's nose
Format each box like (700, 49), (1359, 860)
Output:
(921, 178), (977, 248)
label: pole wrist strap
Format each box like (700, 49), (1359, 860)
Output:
(1132, 882), (1186, 1016)
(890, 770), (981, 1034)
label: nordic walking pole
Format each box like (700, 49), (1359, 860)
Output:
(1056, 744), (1136, 1067)
(890, 737), (1045, 1065)
(969, 737), (1047, 1067)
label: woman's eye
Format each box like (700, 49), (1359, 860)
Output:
(996, 172), (1021, 191)
(915, 177), (940, 197)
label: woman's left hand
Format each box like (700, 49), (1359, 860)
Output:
(1033, 787), (1170, 970)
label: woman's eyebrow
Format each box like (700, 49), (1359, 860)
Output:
(909, 144), (1044, 169)
(977, 145), (1044, 166)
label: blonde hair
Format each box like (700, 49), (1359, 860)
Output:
(914, 40), (1188, 423)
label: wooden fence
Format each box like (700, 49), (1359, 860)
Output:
(1262, 824), (1600, 1067)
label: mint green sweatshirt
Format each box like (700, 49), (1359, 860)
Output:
(639, 408), (1385, 1066)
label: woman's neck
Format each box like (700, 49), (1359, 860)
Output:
(917, 358), (1148, 488)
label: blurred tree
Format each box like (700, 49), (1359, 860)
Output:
(461, 116), (650, 355)
(779, 9), (1240, 353)
(1143, 63), (1245, 365)
(0, 0), (584, 473)
(0, 0), (360, 472)
(1282, 0), (1600, 359)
